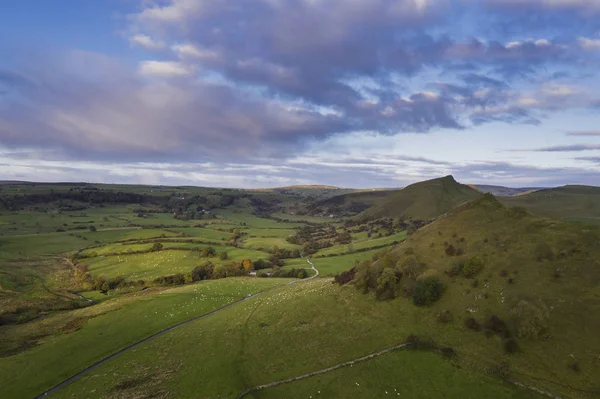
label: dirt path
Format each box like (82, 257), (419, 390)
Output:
(236, 343), (410, 399)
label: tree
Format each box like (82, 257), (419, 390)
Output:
(219, 251), (229, 260)
(89, 225), (97, 232)
(512, 299), (550, 339)
(242, 259), (254, 271)
(412, 277), (445, 306)
(376, 268), (399, 300)
(151, 242), (164, 252)
(400, 255), (423, 280)
(192, 262), (214, 281)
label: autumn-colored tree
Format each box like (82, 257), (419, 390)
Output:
(242, 259), (254, 271)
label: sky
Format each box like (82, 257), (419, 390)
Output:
(1, 0), (600, 188)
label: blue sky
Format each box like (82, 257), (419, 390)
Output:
(1, 0), (600, 188)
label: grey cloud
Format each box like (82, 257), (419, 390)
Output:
(567, 131), (600, 136)
(519, 144), (600, 152)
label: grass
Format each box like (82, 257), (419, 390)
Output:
(283, 248), (384, 276)
(0, 278), (290, 399)
(359, 175), (480, 220)
(243, 237), (300, 251)
(259, 350), (540, 399)
(314, 231), (407, 257)
(51, 279), (547, 399)
(81, 247), (269, 281)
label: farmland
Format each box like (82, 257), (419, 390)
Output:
(1, 181), (599, 399)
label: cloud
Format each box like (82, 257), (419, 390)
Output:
(567, 130), (600, 136)
(520, 144), (600, 152)
(129, 34), (165, 50)
(137, 60), (193, 77)
(579, 37), (600, 50)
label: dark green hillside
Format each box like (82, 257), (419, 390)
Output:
(358, 175), (480, 221)
(499, 185), (600, 224)
(348, 194), (600, 397)
(309, 189), (399, 216)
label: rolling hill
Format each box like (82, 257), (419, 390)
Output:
(357, 175), (480, 221)
(354, 193), (600, 397)
(498, 185), (600, 224)
(308, 189), (400, 216)
(469, 184), (544, 197)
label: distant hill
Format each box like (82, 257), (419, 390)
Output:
(499, 185), (600, 223)
(469, 184), (544, 197)
(379, 193), (600, 395)
(309, 189), (400, 216)
(357, 175), (480, 221)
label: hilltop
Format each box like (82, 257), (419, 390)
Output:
(357, 175), (480, 221)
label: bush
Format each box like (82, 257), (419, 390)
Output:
(89, 225), (97, 232)
(484, 314), (511, 338)
(503, 338), (520, 354)
(406, 334), (436, 350)
(219, 251), (229, 260)
(465, 317), (481, 331)
(334, 268), (356, 285)
(439, 347), (457, 359)
(445, 244), (456, 256)
(191, 262), (214, 281)
(462, 256), (484, 278)
(412, 277), (445, 306)
(151, 242), (164, 252)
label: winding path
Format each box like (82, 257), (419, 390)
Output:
(36, 258), (320, 398)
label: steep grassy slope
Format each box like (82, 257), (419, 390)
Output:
(381, 194), (600, 396)
(499, 185), (600, 223)
(358, 175), (480, 220)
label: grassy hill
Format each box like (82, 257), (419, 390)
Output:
(357, 175), (480, 221)
(352, 193), (600, 397)
(469, 184), (544, 197)
(499, 185), (600, 224)
(309, 189), (399, 216)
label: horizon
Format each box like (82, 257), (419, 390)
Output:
(2, 1), (600, 188)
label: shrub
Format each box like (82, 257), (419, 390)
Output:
(503, 338), (520, 354)
(151, 242), (164, 252)
(89, 225), (97, 232)
(334, 268), (356, 285)
(445, 244), (456, 256)
(412, 277), (445, 306)
(191, 262), (214, 281)
(439, 347), (457, 359)
(464, 317), (481, 331)
(406, 334), (436, 350)
(462, 256), (484, 278)
(447, 261), (464, 277)
(484, 314), (511, 338)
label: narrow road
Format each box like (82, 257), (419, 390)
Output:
(36, 260), (321, 398)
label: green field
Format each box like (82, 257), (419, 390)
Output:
(2, 181), (599, 399)
(50, 279), (546, 399)
(0, 278), (290, 398)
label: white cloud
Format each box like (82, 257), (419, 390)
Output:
(579, 37), (600, 50)
(129, 34), (165, 50)
(172, 44), (221, 62)
(137, 61), (192, 77)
